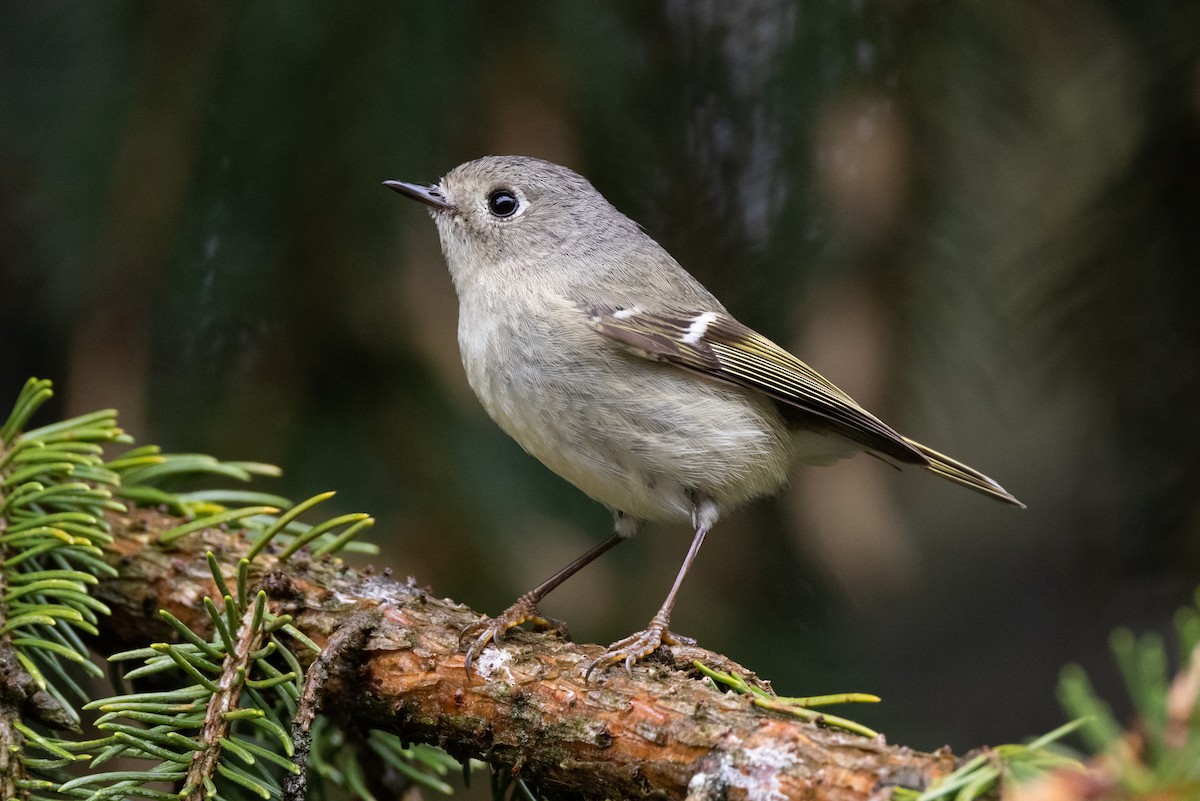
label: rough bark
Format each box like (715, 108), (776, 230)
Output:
(94, 507), (959, 801)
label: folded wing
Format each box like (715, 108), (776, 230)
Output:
(585, 304), (926, 465)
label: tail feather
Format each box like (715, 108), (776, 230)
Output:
(902, 437), (1024, 508)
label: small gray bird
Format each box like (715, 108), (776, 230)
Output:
(385, 155), (1021, 678)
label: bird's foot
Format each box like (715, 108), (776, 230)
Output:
(460, 593), (570, 674)
(583, 611), (695, 681)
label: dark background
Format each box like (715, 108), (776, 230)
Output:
(3, 1), (1199, 755)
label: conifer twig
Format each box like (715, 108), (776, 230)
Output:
(94, 506), (959, 801)
(283, 610), (381, 801)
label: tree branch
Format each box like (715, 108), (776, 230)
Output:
(95, 508), (958, 801)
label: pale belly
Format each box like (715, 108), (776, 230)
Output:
(464, 344), (794, 523)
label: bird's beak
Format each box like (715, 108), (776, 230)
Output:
(383, 180), (455, 211)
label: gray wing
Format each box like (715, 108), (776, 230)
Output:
(584, 303), (926, 464)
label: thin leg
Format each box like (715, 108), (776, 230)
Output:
(523, 530), (626, 601)
(585, 494), (719, 680)
(461, 514), (639, 674)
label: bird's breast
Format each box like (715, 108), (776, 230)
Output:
(454, 293), (793, 522)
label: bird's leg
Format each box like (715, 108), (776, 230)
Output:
(462, 513), (639, 673)
(585, 493), (718, 681)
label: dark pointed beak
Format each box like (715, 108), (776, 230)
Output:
(383, 180), (455, 211)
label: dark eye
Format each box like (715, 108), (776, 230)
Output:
(487, 189), (519, 218)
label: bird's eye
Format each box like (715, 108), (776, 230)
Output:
(486, 190), (520, 218)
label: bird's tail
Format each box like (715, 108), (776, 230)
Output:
(903, 437), (1025, 508)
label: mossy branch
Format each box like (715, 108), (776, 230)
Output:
(11, 377), (1196, 801)
(90, 505), (957, 801)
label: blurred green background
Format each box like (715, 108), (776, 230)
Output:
(2, 1), (1199, 754)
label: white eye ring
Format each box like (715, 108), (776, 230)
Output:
(485, 188), (527, 219)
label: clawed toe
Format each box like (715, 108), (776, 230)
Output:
(460, 596), (570, 674)
(460, 622), (502, 674)
(583, 624), (693, 681)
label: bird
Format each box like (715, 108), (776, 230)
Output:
(384, 155), (1022, 678)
